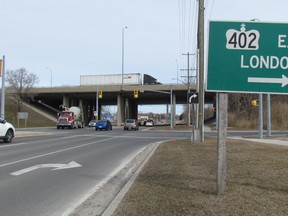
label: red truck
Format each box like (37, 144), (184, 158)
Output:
(56, 105), (84, 129)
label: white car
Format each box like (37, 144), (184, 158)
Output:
(0, 118), (15, 143)
(145, 120), (155, 127)
(88, 120), (97, 127)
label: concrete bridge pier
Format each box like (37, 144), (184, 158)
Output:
(117, 94), (138, 126)
(172, 93), (176, 126)
(131, 100), (138, 120)
(62, 95), (70, 107)
(125, 98), (138, 120)
(117, 94), (125, 126)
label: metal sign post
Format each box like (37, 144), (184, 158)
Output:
(216, 93), (228, 194)
(189, 92), (199, 142)
(17, 112), (28, 127)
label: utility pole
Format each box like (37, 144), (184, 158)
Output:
(197, 0), (205, 142)
(121, 26), (128, 90)
(182, 52), (194, 126)
(1, 55), (5, 119)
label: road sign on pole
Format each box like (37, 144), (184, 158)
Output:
(207, 21), (288, 94)
(188, 93), (199, 104)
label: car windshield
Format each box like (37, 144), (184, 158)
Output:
(98, 120), (106, 123)
(126, 120), (135, 123)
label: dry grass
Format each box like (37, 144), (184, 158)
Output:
(229, 112), (258, 130)
(112, 138), (288, 216)
(269, 101), (288, 129)
(229, 100), (288, 130)
(5, 100), (55, 128)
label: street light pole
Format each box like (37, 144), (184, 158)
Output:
(122, 26), (128, 88)
(175, 59), (179, 84)
(46, 67), (53, 88)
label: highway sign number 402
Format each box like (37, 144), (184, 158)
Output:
(207, 21), (288, 94)
(226, 23), (260, 50)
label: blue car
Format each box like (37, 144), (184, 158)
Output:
(95, 120), (112, 131)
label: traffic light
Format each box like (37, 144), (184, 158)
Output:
(134, 90), (139, 98)
(251, 99), (258, 106)
(98, 90), (103, 99)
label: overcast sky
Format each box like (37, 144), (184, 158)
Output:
(1, 0), (287, 86)
(1, 0), (288, 113)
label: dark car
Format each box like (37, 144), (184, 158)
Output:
(124, 119), (139, 131)
(95, 120), (112, 131)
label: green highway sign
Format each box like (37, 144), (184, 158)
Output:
(207, 21), (288, 94)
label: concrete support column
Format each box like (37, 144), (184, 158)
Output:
(70, 98), (78, 106)
(129, 100), (138, 120)
(90, 102), (95, 120)
(122, 98), (138, 120)
(125, 98), (129, 120)
(79, 99), (83, 109)
(62, 95), (70, 107)
(117, 94), (125, 126)
(173, 93), (176, 125)
(79, 99), (85, 123)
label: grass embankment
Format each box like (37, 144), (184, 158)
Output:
(112, 138), (288, 216)
(5, 101), (55, 128)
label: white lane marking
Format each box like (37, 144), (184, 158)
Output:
(0, 137), (116, 168)
(1, 133), (183, 169)
(0, 143), (27, 148)
(10, 161), (82, 176)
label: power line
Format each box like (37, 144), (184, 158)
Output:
(178, 0), (199, 81)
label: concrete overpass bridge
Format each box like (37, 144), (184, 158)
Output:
(9, 83), (215, 126)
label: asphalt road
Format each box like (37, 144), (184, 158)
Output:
(0, 127), (191, 216)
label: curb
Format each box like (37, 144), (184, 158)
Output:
(102, 141), (162, 216)
(67, 141), (162, 216)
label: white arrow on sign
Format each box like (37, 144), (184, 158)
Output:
(247, 75), (288, 87)
(10, 161), (82, 176)
(189, 93), (198, 103)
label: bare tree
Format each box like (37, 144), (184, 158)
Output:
(102, 106), (112, 115)
(228, 93), (257, 118)
(6, 68), (39, 111)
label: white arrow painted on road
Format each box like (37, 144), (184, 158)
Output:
(10, 161), (82, 176)
(247, 75), (288, 87)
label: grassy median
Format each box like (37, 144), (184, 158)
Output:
(112, 138), (288, 216)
